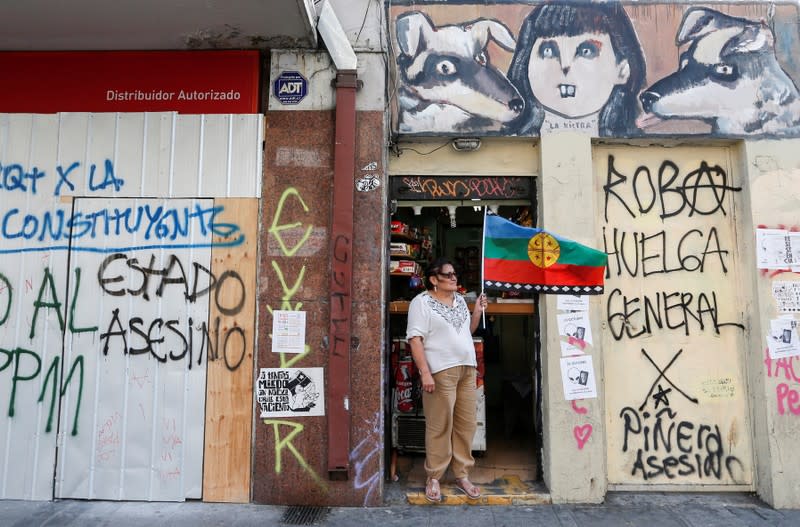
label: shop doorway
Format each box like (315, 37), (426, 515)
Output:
(385, 203), (544, 502)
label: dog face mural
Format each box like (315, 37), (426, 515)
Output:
(394, 11), (524, 133)
(507, 2), (646, 136)
(639, 7), (800, 135)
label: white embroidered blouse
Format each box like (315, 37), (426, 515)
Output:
(406, 291), (477, 374)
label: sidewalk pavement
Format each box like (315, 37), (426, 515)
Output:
(2, 491), (799, 526)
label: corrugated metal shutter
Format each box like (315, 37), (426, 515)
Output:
(0, 112), (262, 500)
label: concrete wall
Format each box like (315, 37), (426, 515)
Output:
(255, 1), (800, 508)
(738, 139), (800, 508)
(328, 0), (385, 53)
(538, 133), (606, 503)
(598, 143), (753, 491)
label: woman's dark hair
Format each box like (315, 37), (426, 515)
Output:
(424, 257), (456, 290)
(507, 1), (646, 136)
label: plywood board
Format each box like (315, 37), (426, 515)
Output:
(202, 197), (258, 502)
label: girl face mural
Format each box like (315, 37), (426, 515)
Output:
(529, 32), (631, 118)
(508, 2), (646, 136)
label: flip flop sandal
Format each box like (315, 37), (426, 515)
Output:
(425, 478), (442, 503)
(455, 478), (481, 499)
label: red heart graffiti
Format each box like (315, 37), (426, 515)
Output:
(571, 399), (588, 415)
(567, 335), (587, 350)
(574, 424), (592, 450)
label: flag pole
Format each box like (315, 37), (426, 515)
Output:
(480, 206), (487, 328)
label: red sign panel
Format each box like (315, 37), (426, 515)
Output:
(0, 51), (260, 113)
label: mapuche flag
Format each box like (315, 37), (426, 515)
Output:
(483, 213), (607, 295)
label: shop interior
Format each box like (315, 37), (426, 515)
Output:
(385, 202), (543, 497)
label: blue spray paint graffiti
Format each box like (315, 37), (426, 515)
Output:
(0, 158), (245, 253)
(1, 159), (123, 196)
(0, 204), (244, 254)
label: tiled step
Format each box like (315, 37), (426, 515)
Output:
(406, 475), (551, 506)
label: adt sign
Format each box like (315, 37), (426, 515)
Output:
(274, 70), (308, 105)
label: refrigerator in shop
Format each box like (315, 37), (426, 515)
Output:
(390, 337), (487, 453)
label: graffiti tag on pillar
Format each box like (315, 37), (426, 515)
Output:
(262, 419), (329, 491)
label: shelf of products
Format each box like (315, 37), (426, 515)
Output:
(390, 232), (420, 244)
(389, 220), (431, 294)
(389, 300), (535, 315)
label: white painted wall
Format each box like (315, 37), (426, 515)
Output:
(327, 0), (385, 53)
(269, 51), (386, 112)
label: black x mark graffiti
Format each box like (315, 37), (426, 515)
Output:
(638, 348), (698, 412)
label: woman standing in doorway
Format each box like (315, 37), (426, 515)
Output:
(406, 257), (487, 503)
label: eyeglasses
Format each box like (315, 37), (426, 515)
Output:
(437, 272), (457, 280)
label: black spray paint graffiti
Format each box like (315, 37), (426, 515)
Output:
(624, 350), (734, 483)
(330, 234), (352, 359)
(603, 156), (742, 223)
(604, 226), (730, 277)
(98, 309), (244, 371)
(606, 288), (743, 341)
(638, 348), (698, 412)
(97, 253), (247, 371)
(0, 248), (248, 436)
(603, 156), (744, 341)
(620, 405), (744, 482)
(602, 151), (748, 483)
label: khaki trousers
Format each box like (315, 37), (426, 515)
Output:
(422, 365), (477, 480)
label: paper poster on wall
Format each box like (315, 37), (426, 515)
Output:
(256, 367), (324, 418)
(767, 317), (800, 359)
(756, 229), (800, 271)
(773, 281), (800, 313)
(557, 294), (589, 312)
(560, 355), (597, 400)
(271, 310), (306, 354)
(557, 311), (593, 355)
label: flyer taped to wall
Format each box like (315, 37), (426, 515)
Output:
(557, 311), (593, 355)
(256, 367), (325, 418)
(767, 317), (800, 359)
(560, 355), (598, 400)
(271, 310), (306, 354)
